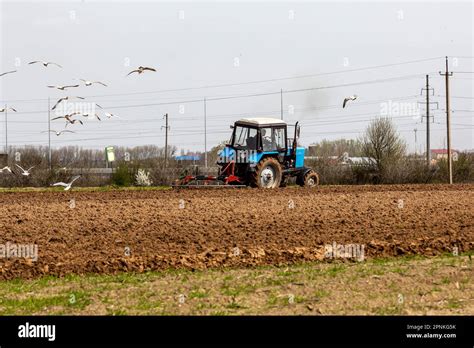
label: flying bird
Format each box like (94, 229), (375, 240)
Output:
(0, 70), (17, 77)
(0, 107), (17, 112)
(0, 166), (12, 173)
(28, 61), (62, 68)
(42, 130), (76, 136)
(47, 85), (80, 91)
(51, 112), (80, 121)
(52, 175), (81, 191)
(80, 79), (107, 87)
(52, 96), (85, 110)
(15, 164), (35, 176)
(343, 95), (358, 108)
(105, 112), (120, 119)
(64, 119), (83, 127)
(82, 113), (101, 121)
(127, 66), (156, 76)
(51, 113), (83, 126)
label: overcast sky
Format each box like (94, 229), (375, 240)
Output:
(1, 0), (473, 154)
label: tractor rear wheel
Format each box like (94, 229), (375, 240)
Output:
(297, 170), (319, 187)
(251, 157), (282, 188)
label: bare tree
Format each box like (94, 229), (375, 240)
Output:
(361, 117), (406, 180)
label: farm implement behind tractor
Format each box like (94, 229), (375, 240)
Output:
(174, 117), (319, 189)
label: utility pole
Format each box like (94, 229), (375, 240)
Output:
(439, 56), (453, 184)
(4, 104), (8, 155)
(414, 128), (418, 155)
(419, 75), (438, 165)
(425, 75), (430, 164)
(48, 97), (52, 170)
(204, 97), (207, 169)
(280, 89), (283, 120)
(162, 113), (169, 167)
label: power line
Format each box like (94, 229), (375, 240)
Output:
(0, 57), (443, 104)
(7, 75), (424, 116)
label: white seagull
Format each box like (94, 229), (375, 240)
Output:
(343, 95), (358, 108)
(28, 61), (62, 68)
(80, 79), (107, 87)
(15, 164), (35, 176)
(64, 119), (83, 128)
(105, 112), (120, 119)
(82, 113), (101, 121)
(0, 70), (17, 77)
(52, 175), (81, 191)
(47, 84), (80, 91)
(52, 96), (85, 110)
(0, 107), (17, 113)
(42, 130), (76, 136)
(51, 113), (83, 126)
(127, 66), (157, 76)
(0, 166), (12, 173)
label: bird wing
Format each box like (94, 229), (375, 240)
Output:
(51, 116), (65, 120)
(343, 98), (348, 108)
(47, 86), (57, 88)
(70, 175), (81, 184)
(94, 81), (108, 86)
(0, 70), (17, 76)
(27, 166), (35, 172)
(53, 182), (68, 187)
(79, 79), (87, 82)
(10, 107), (17, 112)
(76, 96), (85, 100)
(61, 130), (75, 134)
(127, 70), (139, 76)
(96, 114), (101, 121)
(28, 61), (40, 65)
(48, 62), (62, 68)
(142, 67), (156, 72)
(95, 103), (103, 109)
(65, 85), (80, 88)
(15, 164), (26, 172)
(52, 97), (66, 110)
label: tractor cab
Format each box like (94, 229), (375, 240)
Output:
(230, 118), (287, 153)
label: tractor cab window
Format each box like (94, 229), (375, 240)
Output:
(233, 126), (257, 150)
(261, 127), (286, 152)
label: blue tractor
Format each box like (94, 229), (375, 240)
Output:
(176, 117), (319, 188)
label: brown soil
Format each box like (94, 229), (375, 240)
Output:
(0, 184), (472, 280)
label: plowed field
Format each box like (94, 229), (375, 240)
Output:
(0, 184), (473, 280)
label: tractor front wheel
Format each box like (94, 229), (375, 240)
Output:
(251, 157), (282, 188)
(297, 170), (319, 187)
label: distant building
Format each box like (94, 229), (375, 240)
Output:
(305, 152), (376, 167)
(430, 149), (459, 164)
